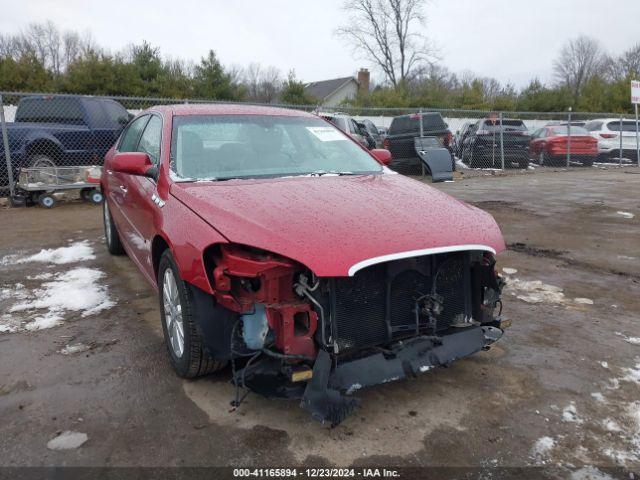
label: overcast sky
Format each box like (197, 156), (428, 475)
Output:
(3, 0), (640, 88)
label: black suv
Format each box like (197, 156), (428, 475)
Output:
(461, 118), (530, 169)
(383, 112), (452, 174)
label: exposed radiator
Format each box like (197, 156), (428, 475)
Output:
(330, 253), (470, 351)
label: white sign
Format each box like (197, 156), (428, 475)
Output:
(632, 80), (640, 104)
(306, 126), (347, 142)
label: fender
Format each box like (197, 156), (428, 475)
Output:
(156, 194), (228, 294)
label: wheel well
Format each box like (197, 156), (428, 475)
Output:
(26, 140), (62, 160)
(151, 236), (170, 281)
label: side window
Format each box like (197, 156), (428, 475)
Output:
(137, 115), (162, 165)
(119, 115), (149, 152)
(83, 99), (110, 128)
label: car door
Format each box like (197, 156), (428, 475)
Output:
(106, 114), (149, 249)
(124, 114), (163, 277)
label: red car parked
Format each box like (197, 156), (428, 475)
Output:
(530, 125), (598, 166)
(101, 104), (507, 425)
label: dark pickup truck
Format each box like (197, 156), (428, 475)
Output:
(383, 112), (453, 175)
(1, 95), (130, 189)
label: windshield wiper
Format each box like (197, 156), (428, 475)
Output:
(309, 170), (357, 177)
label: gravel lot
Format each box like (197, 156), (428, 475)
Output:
(0, 167), (639, 476)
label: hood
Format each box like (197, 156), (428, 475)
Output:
(171, 174), (505, 277)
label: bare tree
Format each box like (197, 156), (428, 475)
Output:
(243, 63), (282, 103)
(606, 43), (640, 80)
(336, 0), (435, 88)
(553, 35), (608, 102)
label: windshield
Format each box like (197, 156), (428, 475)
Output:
(170, 115), (383, 181)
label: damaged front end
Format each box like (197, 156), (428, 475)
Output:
(202, 245), (506, 426)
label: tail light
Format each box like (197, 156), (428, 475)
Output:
(383, 137), (390, 150)
(600, 133), (616, 139)
(444, 132), (452, 147)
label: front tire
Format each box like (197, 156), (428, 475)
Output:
(103, 199), (124, 255)
(158, 251), (227, 378)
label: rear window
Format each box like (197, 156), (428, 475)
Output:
(482, 119), (526, 131)
(606, 121), (638, 132)
(550, 126), (589, 135)
(15, 97), (85, 125)
(389, 113), (446, 135)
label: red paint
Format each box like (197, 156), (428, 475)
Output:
(102, 104), (505, 357)
(171, 174), (505, 277)
(530, 127), (598, 157)
(370, 148), (392, 165)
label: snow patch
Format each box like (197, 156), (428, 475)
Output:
(10, 268), (113, 318)
(25, 312), (64, 331)
(4, 241), (95, 265)
(590, 392), (606, 403)
(602, 418), (621, 432)
(346, 383), (362, 395)
(59, 343), (91, 355)
(616, 211), (634, 219)
(562, 402), (583, 424)
(46, 431), (88, 450)
(507, 278), (565, 304)
(621, 362), (640, 385)
(570, 466), (616, 480)
(502, 267), (518, 275)
(531, 436), (555, 463)
(573, 298), (594, 305)
(599, 361), (609, 369)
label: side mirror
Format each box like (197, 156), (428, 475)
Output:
(111, 152), (155, 177)
(371, 148), (392, 166)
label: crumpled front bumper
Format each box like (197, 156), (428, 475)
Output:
(301, 326), (503, 426)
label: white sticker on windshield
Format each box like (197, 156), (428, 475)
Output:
(306, 126), (347, 142)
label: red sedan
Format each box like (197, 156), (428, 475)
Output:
(530, 125), (598, 166)
(101, 104), (506, 425)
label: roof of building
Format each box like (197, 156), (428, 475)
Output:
(304, 76), (357, 101)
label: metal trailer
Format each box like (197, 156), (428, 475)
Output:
(16, 165), (103, 208)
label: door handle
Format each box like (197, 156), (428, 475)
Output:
(119, 185), (128, 193)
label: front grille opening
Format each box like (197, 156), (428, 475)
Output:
(327, 252), (472, 351)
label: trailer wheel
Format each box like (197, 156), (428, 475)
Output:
(89, 190), (103, 204)
(38, 193), (56, 208)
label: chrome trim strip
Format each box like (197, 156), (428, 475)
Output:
(347, 244), (497, 277)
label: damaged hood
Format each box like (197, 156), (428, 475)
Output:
(171, 173), (505, 277)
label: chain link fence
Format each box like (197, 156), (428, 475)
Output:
(2, 90), (639, 199)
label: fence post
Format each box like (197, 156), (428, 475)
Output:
(566, 108), (572, 168)
(419, 108), (425, 179)
(0, 94), (15, 200)
(499, 112), (505, 170)
(619, 115), (623, 166)
(635, 103), (640, 167)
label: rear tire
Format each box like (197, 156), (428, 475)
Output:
(103, 199), (124, 255)
(158, 251), (227, 378)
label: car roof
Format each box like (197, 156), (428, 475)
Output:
(149, 103), (316, 118)
(586, 118), (635, 122)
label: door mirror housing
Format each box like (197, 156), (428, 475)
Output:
(371, 148), (392, 166)
(111, 152), (155, 177)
